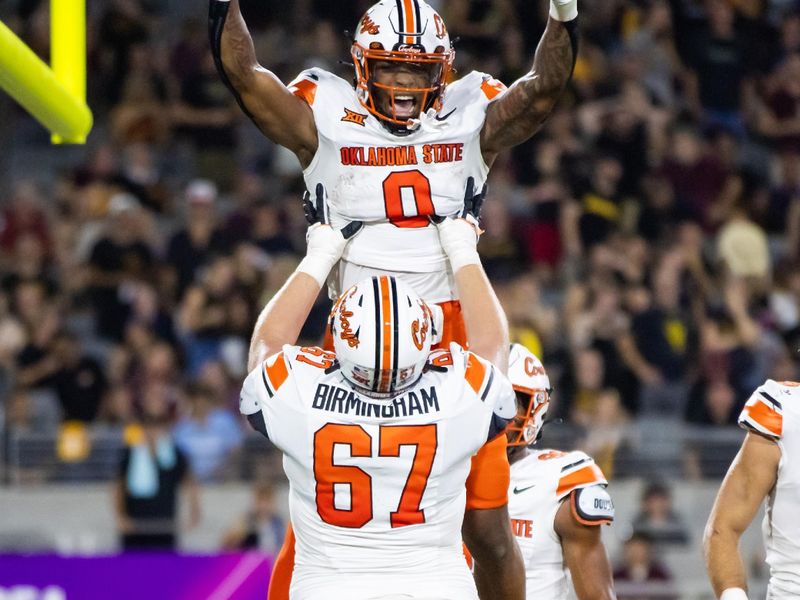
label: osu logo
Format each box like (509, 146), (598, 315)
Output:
(360, 15), (380, 35)
(411, 318), (429, 351)
(433, 14), (447, 39)
(341, 108), (367, 126)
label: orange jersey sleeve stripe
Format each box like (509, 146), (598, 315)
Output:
(464, 352), (487, 394)
(265, 352), (289, 392)
(289, 78), (317, 106)
(465, 434), (510, 510)
(743, 399), (782, 438)
(557, 463), (606, 497)
(480, 79), (506, 100)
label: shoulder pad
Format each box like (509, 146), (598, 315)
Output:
(571, 485), (614, 526)
(287, 68), (346, 107)
(262, 350), (290, 396)
(446, 71), (506, 103)
(556, 452), (607, 499)
(739, 379), (785, 440)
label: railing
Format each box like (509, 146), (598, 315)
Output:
(1, 421), (746, 486)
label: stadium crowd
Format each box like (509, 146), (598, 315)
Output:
(1, 0), (799, 492)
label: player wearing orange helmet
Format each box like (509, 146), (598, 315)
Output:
(209, 0), (579, 317)
(241, 209), (525, 599)
(505, 344), (616, 600)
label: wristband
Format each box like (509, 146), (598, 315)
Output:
(296, 224), (347, 287)
(296, 255), (335, 287)
(436, 218), (481, 272)
(720, 588), (748, 600)
(550, 0), (578, 22)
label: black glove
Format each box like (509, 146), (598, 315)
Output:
(460, 176), (487, 220)
(429, 176), (487, 224)
(302, 183), (363, 239)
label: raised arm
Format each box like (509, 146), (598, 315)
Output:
(209, 0), (317, 166)
(703, 432), (780, 599)
(248, 191), (361, 370)
(480, 0), (578, 163)
(435, 211), (509, 372)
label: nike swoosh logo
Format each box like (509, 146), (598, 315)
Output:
(434, 108), (457, 121)
(513, 484), (535, 494)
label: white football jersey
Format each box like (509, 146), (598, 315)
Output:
(738, 379), (800, 599)
(240, 343), (515, 600)
(289, 68), (506, 302)
(508, 449), (610, 600)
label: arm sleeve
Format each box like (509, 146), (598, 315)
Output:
(460, 349), (516, 441)
(738, 380), (784, 440)
(556, 452), (608, 500)
(465, 434), (511, 510)
(239, 351), (290, 440)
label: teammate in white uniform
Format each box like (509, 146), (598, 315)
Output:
(704, 379), (800, 600)
(504, 344), (616, 600)
(240, 211), (525, 599)
(210, 0), (580, 304)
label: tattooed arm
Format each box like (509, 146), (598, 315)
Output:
(480, 17), (577, 164)
(209, 0), (317, 166)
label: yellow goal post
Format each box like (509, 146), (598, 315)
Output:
(0, 0), (92, 144)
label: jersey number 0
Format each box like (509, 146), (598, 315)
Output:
(383, 170), (434, 228)
(313, 423), (438, 528)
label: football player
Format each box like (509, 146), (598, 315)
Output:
(505, 343), (616, 600)
(209, 0), (579, 326)
(704, 380), (800, 600)
(240, 211), (525, 599)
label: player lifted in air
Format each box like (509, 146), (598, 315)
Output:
(239, 209), (525, 599)
(209, 0), (579, 332)
(505, 343), (616, 600)
(704, 379), (800, 600)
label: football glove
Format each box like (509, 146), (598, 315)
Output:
(430, 176), (486, 228)
(298, 184), (363, 286)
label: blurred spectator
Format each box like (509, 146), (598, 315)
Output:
(631, 481), (690, 546)
(716, 198), (771, 281)
(578, 387), (630, 478)
(48, 331), (107, 423)
(686, 379), (740, 426)
(165, 180), (229, 301)
(172, 53), (239, 187)
(659, 125), (727, 229)
(113, 388), (200, 551)
(0, 180), (52, 258)
(173, 382), (243, 482)
(221, 483), (286, 553)
(86, 194), (155, 341)
(613, 532), (677, 600)
(679, 0), (756, 136)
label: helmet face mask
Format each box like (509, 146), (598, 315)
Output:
(507, 389), (550, 447)
(505, 344), (551, 448)
(329, 276), (435, 398)
(351, 0), (454, 132)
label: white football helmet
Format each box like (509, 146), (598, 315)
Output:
(330, 275), (437, 397)
(506, 343), (551, 446)
(351, 0), (454, 129)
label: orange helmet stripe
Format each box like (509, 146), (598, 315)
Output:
(403, 0), (416, 44)
(378, 275), (394, 391)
